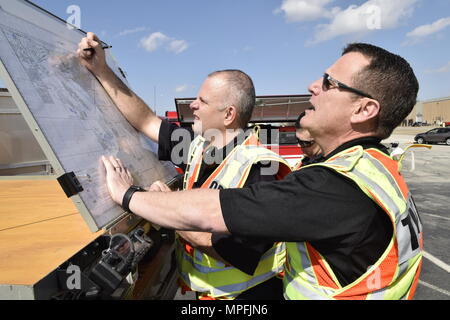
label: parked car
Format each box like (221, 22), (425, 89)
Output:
(414, 127), (450, 145)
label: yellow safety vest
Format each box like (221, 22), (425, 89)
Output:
(284, 146), (423, 300)
(177, 132), (292, 299)
(292, 155), (305, 171)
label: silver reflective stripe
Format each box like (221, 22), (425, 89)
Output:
(208, 144), (287, 189)
(183, 136), (205, 190)
(364, 153), (404, 210)
(186, 243), (282, 275)
(179, 260), (278, 297)
(284, 243), (335, 298)
(396, 195), (423, 265)
(351, 169), (400, 217)
(327, 152), (404, 222)
(297, 243), (317, 284)
(367, 288), (387, 300)
(210, 270), (278, 297)
(324, 158), (354, 170)
(353, 154), (423, 266)
(398, 260), (410, 279)
(181, 248), (235, 274)
(284, 269), (330, 300)
(261, 242), (284, 261)
(194, 250), (203, 264)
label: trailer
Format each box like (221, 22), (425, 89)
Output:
(171, 95), (313, 168)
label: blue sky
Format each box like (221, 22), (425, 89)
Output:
(2, 0), (450, 115)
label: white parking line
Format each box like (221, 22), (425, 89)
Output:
(422, 213), (450, 222)
(419, 280), (450, 297)
(423, 251), (450, 273)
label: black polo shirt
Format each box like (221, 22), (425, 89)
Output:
(220, 137), (393, 287)
(158, 120), (283, 299)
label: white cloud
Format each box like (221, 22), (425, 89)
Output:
(140, 32), (189, 54)
(276, 0), (417, 45)
(275, 0), (336, 22)
(426, 61), (450, 74)
(309, 0), (417, 44)
(117, 26), (147, 37)
(406, 17), (450, 39)
(175, 84), (188, 93)
(140, 32), (169, 52)
(169, 39), (189, 54)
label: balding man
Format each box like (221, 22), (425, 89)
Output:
(78, 33), (291, 300)
(102, 43), (423, 300)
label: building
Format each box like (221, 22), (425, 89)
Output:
(0, 88), (50, 175)
(404, 101), (423, 126)
(404, 96), (450, 126)
(422, 96), (450, 126)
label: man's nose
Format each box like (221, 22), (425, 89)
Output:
(308, 78), (322, 95)
(190, 99), (199, 110)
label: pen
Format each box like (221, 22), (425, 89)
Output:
(83, 46), (112, 53)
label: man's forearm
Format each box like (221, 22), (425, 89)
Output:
(96, 67), (160, 140)
(177, 231), (230, 264)
(128, 189), (230, 234)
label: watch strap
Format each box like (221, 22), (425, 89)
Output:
(122, 185), (145, 213)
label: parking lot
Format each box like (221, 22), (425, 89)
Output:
(384, 126), (450, 300)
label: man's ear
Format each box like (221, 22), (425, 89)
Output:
(351, 99), (380, 124)
(224, 105), (238, 127)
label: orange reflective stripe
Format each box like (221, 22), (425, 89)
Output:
(198, 135), (256, 189)
(187, 160), (202, 189)
(244, 134), (260, 146)
(178, 237), (195, 257)
(366, 149), (409, 199)
(305, 243), (340, 290)
(178, 278), (193, 294)
(328, 146), (360, 162)
(200, 157), (233, 188)
(198, 295), (218, 300)
(407, 259), (422, 300)
(334, 242), (398, 299)
(278, 163), (293, 179)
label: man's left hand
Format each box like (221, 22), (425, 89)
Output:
(102, 156), (134, 204)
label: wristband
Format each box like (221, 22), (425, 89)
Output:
(122, 185), (146, 213)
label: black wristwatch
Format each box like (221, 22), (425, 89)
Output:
(122, 185), (146, 213)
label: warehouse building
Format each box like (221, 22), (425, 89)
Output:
(403, 96), (450, 126)
(422, 96), (450, 126)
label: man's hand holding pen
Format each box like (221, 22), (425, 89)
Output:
(77, 32), (109, 76)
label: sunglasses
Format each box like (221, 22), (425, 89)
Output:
(323, 73), (374, 99)
(297, 139), (314, 148)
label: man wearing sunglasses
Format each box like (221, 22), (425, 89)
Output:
(293, 112), (323, 169)
(103, 43), (423, 300)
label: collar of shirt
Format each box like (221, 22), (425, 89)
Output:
(324, 137), (388, 161)
(194, 130), (251, 188)
(202, 130), (251, 166)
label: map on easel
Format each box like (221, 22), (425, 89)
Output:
(0, 0), (176, 231)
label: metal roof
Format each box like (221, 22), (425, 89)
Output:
(175, 94), (312, 124)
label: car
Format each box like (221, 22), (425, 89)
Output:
(414, 127), (450, 145)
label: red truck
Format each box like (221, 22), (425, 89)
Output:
(167, 95), (313, 168)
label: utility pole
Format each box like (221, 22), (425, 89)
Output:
(153, 86), (157, 115)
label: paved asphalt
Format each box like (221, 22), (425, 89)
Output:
(385, 131), (450, 300)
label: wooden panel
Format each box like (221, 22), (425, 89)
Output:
(0, 180), (78, 231)
(0, 213), (103, 285)
(0, 179), (103, 285)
